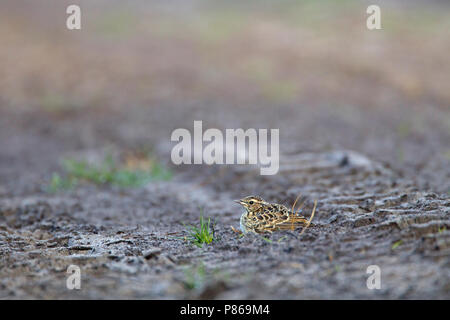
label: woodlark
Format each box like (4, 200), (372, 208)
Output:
(234, 195), (317, 234)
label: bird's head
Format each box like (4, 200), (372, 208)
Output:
(235, 196), (266, 212)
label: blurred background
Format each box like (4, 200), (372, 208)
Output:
(1, 0), (450, 300)
(0, 0), (449, 193)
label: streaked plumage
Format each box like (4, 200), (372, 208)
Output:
(235, 195), (316, 234)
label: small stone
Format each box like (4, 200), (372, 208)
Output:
(28, 250), (41, 258)
(46, 241), (58, 248)
(143, 247), (162, 260)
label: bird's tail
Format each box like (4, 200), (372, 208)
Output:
(298, 200), (317, 235)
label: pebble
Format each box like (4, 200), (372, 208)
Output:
(143, 247), (162, 260)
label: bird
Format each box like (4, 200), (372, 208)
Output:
(233, 195), (317, 234)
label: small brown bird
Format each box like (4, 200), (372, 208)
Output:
(234, 195), (317, 234)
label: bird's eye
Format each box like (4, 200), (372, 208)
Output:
(249, 201), (254, 205)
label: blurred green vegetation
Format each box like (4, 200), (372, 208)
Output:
(183, 261), (230, 291)
(47, 172), (78, 193)
(94, 10), (140, 37)
(184, 262), (207, 290)
(47, 153), (172, 192)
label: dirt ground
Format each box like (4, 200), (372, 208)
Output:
(0, 0), (449, 299)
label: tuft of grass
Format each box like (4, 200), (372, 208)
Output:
(47, 153), (171, 192)
(392, 240), (403, 250)
(185, 214), (215, 248)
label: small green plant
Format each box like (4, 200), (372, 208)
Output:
(184, 263), (206, 290)
(260, 236), (273, 244)
(183, 262), (230, 291)
(392, 240), (403, 250)
(46, 173), (77, 192)
(185, 214), (215, 248)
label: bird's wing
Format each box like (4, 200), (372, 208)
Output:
(257, 203), (313, 231)
(251, 204), (297, 232)
(253, 201), (317, 233)
(275, 200), (317, 232)
(273, 216), (310, 231)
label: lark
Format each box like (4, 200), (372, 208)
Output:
(233, 195), (317, 234)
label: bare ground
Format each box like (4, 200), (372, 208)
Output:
(0, 0), (449, 299)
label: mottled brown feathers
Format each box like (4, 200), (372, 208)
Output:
(235, 196), (317, 234)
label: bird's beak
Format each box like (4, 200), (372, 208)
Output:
(234, 199), (243, 204)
